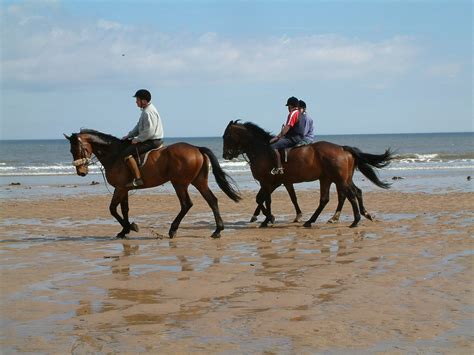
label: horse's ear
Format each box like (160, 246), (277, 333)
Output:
(63, 133), (71, 141)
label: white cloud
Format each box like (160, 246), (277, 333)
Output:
(1, 5), (423, 91)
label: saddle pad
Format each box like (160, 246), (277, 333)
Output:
(139, 145), (164, 167)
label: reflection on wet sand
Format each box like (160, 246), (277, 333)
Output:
(1, 192), (472, 353)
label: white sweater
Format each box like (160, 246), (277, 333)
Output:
(127, 103), (164, 142)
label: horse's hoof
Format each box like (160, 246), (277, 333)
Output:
(293, 213), (303, 223)
(116, 233), (127, 239)
(249, 215), (258, 223)
(364, 212), (373, 221)
(211, 232), (221, 239)
(327, 218), (338, 224)
(349, 222), (359, 228)
(259, 223), (268, 228)
(303, 221), (312, 228)
(270, 215), (275, 224)
(169, 230), (177, 239)
(130, 222), (139, 232)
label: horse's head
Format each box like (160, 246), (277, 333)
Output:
(222, 120), (246, 160)
(222, 120), (274, 160)
(64, 133), (93, 176)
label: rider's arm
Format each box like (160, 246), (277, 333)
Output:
(125, 123), (139, 139)
(278, 125), (290, 138)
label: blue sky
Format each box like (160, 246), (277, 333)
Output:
(1, 0), (472, 139)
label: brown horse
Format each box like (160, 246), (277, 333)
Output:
(65, 129), (241, 238)
(223, 121), (393, 228)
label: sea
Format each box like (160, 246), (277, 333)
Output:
(1, 132), (473, 200)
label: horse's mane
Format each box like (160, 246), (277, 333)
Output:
(238, 120), (275, 143)
(77, 129), (123, 146)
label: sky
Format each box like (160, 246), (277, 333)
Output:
(0, 0), (472, 139)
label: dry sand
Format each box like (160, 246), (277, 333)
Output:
(1, 189), (473, 353)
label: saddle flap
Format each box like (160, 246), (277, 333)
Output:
(138, 144), (164, 167)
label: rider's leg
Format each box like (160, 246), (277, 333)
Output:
(124, 155), (144, 187)
(271, 149), (284, 175)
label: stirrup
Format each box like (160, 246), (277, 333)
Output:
(126, 178), (143, 188)
(270, 167), (284, 175)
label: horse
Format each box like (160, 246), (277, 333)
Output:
(222, 120), (393, 228)
(65, 129), (241, 239)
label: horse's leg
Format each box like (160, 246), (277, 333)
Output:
(250, 204), (261, 223)
(194, 181), (224, 239)
(285, 183), (303, 222)
(328, 183), (344, 224)
(251, 188), (267, 222)
(352, 183), (373, 221)
(303, 178), (331, 228)
(346, 184), (361, 228)
(109, 188), (131, 238)
(260, 186), (277, 228)
(120, 194), (139, 233)
(169, 183), (193, 239)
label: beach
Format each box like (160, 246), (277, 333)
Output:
(1, 187), (473, 353)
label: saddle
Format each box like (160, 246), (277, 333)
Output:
(135, 144), (165, 167)
(281, 140), (313, 163)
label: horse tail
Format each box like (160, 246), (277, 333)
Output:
(198, 147), (242, 202)
(343, 146), (394, 189)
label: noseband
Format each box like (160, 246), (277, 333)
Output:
(72, 138), (93, 167)
(72, 157), (92, 167)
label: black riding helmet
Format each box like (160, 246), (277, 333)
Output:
(285, 96), (299, 107)
(133, 89), (151, 102)
(298, 100), (306, 109)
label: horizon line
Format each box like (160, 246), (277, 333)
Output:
(0, 130), (472, 141)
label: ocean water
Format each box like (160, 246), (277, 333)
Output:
(1, 132), (472, 199)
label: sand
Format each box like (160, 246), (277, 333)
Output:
(1, 189), (473, 353)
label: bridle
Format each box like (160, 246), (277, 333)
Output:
(223, 126), (244, 160)
(72, 137), (94, 167)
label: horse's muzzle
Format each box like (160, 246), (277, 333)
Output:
(223, 150), (236, 160)
(76, 166), (88, 176)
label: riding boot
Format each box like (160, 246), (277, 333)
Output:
(270, 149), (284, 175)
(124, 155), (144, 187)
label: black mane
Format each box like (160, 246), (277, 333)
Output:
(77, 129), (122, 145)
(240, 121), (275, 143)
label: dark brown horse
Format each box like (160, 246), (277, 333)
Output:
(65, 129), (241, 238)
(223, 121), (393, 228)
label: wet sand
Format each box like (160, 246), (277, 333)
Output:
(1, 190), (473, 353)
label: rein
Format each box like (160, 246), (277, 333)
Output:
(71, 137), (116, 194)
(71, 136), (136, 196)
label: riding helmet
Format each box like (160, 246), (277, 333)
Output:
(133, 89), (152, 102)
(285, 96), (299, 107)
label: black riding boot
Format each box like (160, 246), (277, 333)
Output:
(124, 155), (144, 187)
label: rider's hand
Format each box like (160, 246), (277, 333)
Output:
(131, 138), (139, 144)
(269, 136), (279, 143)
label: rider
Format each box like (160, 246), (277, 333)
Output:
(121, 89), (164, 188)
(269, 96), (305, 175)
(298, 100), (315, 144)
